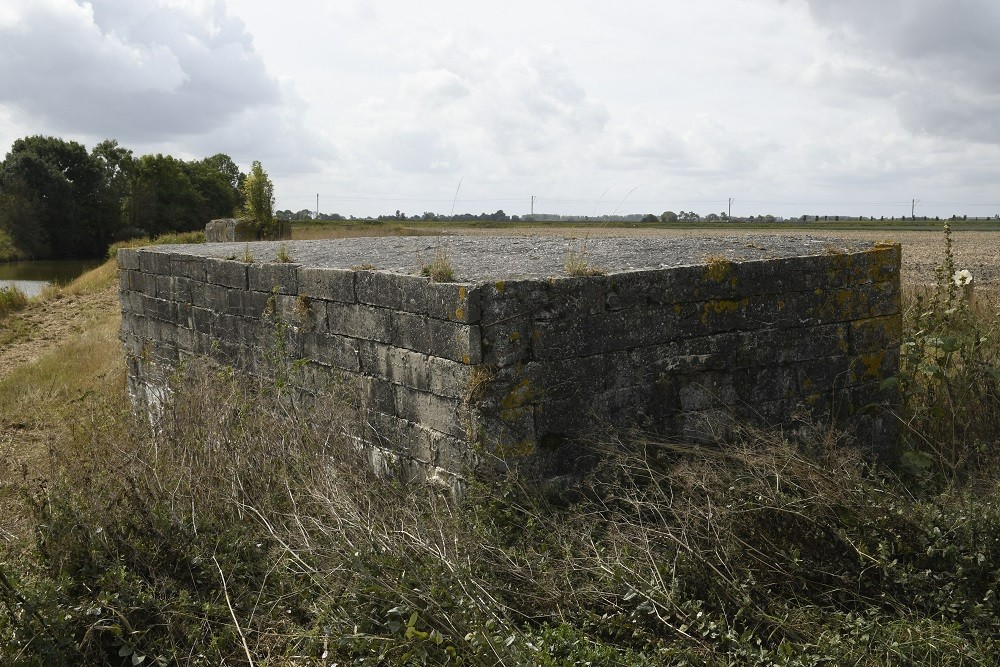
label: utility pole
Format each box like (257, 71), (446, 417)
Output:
(316, 193), (319, 220)
(912, 198), (921, 220)
(728, 197), (735, 219)
(530, 195), (535, 217)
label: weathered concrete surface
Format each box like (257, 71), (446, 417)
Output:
(118, 235), (902, 484)
(204, 218), (292, 242)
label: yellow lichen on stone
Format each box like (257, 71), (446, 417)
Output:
(455, 307), (465, 320)
(509, 331), (522, 343)
(817, 289), (857, 320)
(859, 350), (885, 379)
(868, 244), (899, 282)
(500, 379), (541, 419)
(703, 255), (732, 283)
(700, 297), (749, 325)
(494, 280), (506, 293)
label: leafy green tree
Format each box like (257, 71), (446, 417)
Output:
(0, 136), (106, 258)
(202, 153), (243, 192)
(0, 136), (248, 257)
(187, 156), (243, 222)
(0, 177), (48, 257)
(660, 210), (678, 223)
(90, 139), (134, 242)
(122, 153), (243, 238)
(123, 154), (203, 237)
(241, 160), (275, 236)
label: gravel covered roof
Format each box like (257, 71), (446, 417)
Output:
(144, 234), (884, 282)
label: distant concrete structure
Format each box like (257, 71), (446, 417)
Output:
(117, 236), (901, 486)
(204, 218), (291, 242)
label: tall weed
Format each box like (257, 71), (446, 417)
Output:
(889, 222), (1000, 480)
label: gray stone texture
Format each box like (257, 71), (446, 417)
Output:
(204, 218), (292, 242)
(118, 235), (902, 484)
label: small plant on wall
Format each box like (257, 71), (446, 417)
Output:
(421, 247), (455, 282)
(565, 239), (605, 276)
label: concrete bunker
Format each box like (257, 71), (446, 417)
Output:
(117, 235), (901, 485)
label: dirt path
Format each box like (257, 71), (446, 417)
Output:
(0, 283), (119, 380)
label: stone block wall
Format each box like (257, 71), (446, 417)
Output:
(117, 236), (901, 485)
(204, 217), (292, 242)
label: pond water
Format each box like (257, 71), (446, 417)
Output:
(0, 259), (101, 297)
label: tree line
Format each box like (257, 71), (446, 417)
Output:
(0, 136), (263, 260)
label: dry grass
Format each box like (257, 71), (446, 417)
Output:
(565, 238), (605, 276)
(0, 286), (28, 316)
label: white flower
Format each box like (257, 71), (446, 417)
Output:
(953, 269), (973, 287)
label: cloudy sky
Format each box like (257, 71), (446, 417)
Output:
(2, 0), (999, 219)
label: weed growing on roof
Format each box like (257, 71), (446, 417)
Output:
(565, 238), (605, 276)
(420, 247), (455, 282)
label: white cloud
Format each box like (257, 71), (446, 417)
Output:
(800, 0), (1000, 144)
(0, 0), (279, 140)
(4, 0), (1000, 219)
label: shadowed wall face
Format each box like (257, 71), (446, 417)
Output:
(117, 236), (901, 486)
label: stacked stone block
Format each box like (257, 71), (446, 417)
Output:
(204, 217), (292, 242)
(118, 237), (901, 485)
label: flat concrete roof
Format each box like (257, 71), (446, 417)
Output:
(142, 235), (883, 282)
